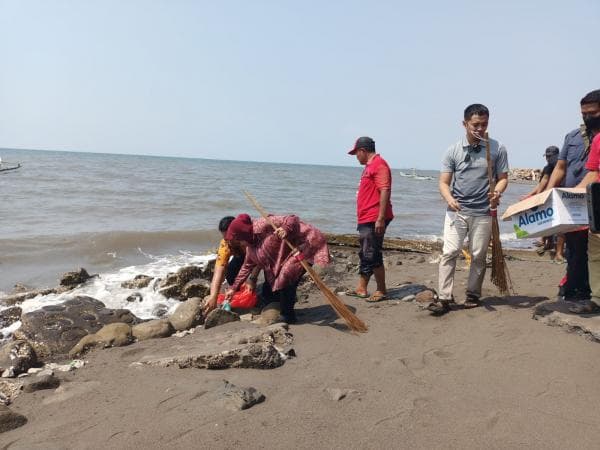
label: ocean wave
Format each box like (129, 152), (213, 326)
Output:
(0, 253), (216, 339)
(0, 229), (221, 261)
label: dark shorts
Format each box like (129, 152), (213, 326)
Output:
(357, 221), (390, 276)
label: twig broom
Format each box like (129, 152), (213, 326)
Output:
(484, 132), (513, 295)
(243, 190), (368, 333)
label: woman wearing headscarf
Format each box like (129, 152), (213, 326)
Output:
(224, 213), (330, 323)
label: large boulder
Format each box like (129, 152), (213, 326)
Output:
(132, 319), (174, 341)
(0, 404), (27, 433)
(59, 268), (93, 288)
(0, 340), (37, 376)
(204, 309), (240, 330)
(69, 323), (133, 357)
(121, 274), (153, 289)
(22, 374), (60, 393)
(13, 296), (140, 358)
(157, 265), (211, 300)
(169, 297), (204, 331)
(181, 279), (210, 299)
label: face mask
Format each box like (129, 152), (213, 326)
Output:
(583, 115), (600, 131)
(547, 155), (558, 165)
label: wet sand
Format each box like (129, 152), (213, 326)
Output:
(4, 247), (600, 449)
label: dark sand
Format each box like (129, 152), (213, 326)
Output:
(4, 248), (600, 449)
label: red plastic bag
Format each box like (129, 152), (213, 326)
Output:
(217, 287), (258, 309)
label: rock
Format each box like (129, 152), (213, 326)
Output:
(14, 296), (140, 358)
(158, 266), (213, 300)
(125, 293), (143, 303)
(152, 304), (169, 318)
(0, 380), (22, 405)
(204, 309), (240, 330)
(214, 380), (265, 411)
(390, 284), (429, 300)
(45, 360), (84, 372)
(415, 256), (426, 264)
(415, 290), (436, 304)
(36, 369), (55, 377)
(0, 307), (22, 329)
(138, 323), (292, 370)
(1, 369), (14, 378)
(11, 284), (29, 294)
(326, 388), (347, 401)
(0, 340), (37, 376)
(59, 268), (93, 288)
(533, 301), (600, 342)
(121, 274), (153, 289)
(132, 319), (174, 341)
(158, 284), (181, 300)
(0, 404), (27, 433)
(1, 287), (62, 307)
(69, 323), (133, 357)
(181, 279), (210, 300)
(22, 374), (60, 393)
(27, 367), (43, 375)
(255, 302), (281, 326)
(169, 297), (203, 331)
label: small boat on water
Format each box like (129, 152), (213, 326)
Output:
(0, 159), (21, 173)
(398, 168), (434, 181)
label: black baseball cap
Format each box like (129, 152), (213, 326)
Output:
(544, 146), (559, 156)
(348, 136), (376, 155)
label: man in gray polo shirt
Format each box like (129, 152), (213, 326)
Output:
(428, 104), (509, 314)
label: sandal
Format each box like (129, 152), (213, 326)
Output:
(569, 302), (600, 314)
(366, 291), (387, 302)
(345, 289), (368, 299)
(427, 300), (451, 315)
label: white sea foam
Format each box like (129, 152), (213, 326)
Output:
(1, 252), (216, 340)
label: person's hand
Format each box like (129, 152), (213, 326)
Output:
(224, 288), (235, 302)
(274, 227), (287, 240)
(202, 296), (218, 316)
(488, 190), (501, 209)
(447, 197), (461, 211)
(375, 218), (386, 236)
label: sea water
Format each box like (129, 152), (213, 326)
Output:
(0, 148), (533, 336)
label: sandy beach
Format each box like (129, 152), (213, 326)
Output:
(2, 242), (600, 450)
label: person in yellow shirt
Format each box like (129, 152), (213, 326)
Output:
(203, 216), (259, 315)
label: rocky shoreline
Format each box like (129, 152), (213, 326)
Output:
(2, 234), (598, 441)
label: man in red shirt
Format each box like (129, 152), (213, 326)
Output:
(346, 136), (394, 302)
(575, 111), (600, 313)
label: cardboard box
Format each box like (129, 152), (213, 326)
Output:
(502, 188), (588, 239)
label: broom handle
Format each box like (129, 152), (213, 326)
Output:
(484, 131), (496, 193)
(484, 132), (498, 216)
(243, 191), (308, 265)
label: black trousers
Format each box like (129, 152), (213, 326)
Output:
(564, 230), (590, 297)
(261, 275), (303, 319)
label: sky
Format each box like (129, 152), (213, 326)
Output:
(1, 0), (599, 169)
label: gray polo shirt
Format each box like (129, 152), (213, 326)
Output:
(441, 136), (510, 215)
(559, 127), (592, 187)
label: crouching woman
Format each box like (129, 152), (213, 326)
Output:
(223, 213), (330, 323)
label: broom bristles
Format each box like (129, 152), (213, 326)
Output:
(490, 217), (513, 295)
(304, 264), (368, 333)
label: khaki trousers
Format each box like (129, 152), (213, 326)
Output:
(438, 212), (492, 303)
(589, 232), (600, 306)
